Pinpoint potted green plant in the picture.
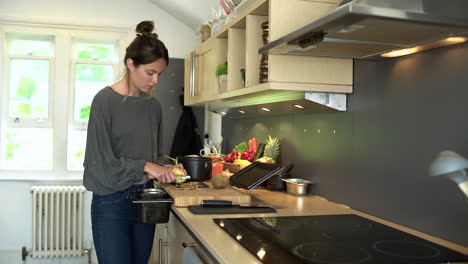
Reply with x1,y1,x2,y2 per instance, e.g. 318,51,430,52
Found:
216,61,228,93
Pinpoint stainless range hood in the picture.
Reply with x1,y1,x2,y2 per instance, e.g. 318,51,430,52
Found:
259,0,468,59
208,90,347,118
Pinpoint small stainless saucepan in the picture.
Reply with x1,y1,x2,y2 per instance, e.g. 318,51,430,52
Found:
282,178,314,196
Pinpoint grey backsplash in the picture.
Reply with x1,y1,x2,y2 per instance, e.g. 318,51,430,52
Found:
222,43,468,246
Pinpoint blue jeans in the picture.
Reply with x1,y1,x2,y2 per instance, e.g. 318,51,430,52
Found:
91,184,155,264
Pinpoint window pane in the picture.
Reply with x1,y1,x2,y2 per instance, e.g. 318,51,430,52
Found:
0,128,53,170
74,64,113,121
9,39,54,56
75,43,114,61
9,59,49,118
67,130,87,171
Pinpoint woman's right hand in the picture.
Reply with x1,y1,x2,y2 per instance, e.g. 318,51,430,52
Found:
144,162,176,183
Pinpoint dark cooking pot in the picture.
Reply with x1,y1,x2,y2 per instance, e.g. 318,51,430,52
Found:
177,156,212,181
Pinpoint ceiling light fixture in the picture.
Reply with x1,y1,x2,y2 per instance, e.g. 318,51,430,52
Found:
261,107,271,112
220,111,226,116
293,104,304,109
381,37,468,58
238,110,245,114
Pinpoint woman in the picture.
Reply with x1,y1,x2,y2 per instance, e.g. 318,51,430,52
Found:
83,20,185,264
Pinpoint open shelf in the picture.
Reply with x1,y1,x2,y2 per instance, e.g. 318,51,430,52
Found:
246,15,268,88
227,28,246,92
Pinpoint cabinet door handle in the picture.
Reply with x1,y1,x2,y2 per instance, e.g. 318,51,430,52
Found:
159,238,168,264
190,51,196,97
182,241,196,248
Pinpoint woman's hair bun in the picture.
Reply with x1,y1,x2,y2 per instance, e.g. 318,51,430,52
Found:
135,21,158,38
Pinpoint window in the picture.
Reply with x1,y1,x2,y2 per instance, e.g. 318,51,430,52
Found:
0,25,123,176
67,38,118,170
0,34,54,170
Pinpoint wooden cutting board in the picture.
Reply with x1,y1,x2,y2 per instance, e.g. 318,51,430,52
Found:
160,182,250,207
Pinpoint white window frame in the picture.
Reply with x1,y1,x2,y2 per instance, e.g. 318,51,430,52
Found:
69,37,119,131
0,22,128,179
67,38,119,171
3,33,55,129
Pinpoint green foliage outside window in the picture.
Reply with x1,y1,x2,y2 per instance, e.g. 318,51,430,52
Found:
74,150,83,158
5,133,19,160
80,105,91,119
76,65,108,82
16,104,32,116
16,76,36,98
77,44,112,61
10,40,52,56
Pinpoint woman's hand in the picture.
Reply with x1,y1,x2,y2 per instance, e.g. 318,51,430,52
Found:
172,163,187,176
144,162,177,183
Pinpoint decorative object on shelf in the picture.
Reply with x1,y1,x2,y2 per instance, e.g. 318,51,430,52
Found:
216,61,228,93
429,150,468,200
259,21,269,83
200,24,211,42
221,0,234,15
240,68,246,87
261,21,269,43
208,4,227,35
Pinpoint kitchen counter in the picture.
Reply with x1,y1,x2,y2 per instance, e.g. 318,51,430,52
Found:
170,188,468,264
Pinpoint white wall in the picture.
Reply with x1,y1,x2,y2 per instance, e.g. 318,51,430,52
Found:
0,0,200,263
0,0,200,58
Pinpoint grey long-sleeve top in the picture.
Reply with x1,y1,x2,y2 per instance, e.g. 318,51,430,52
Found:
83,86,163,195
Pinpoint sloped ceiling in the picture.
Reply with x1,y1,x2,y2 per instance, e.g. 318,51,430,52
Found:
148,0,217,32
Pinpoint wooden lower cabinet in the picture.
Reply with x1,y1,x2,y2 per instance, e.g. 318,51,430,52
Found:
148,223,168,264
150,212,215,264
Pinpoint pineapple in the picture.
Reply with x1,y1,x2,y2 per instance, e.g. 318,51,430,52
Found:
258,135,280,163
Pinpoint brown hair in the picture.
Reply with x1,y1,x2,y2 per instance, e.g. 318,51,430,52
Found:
124,20,169,98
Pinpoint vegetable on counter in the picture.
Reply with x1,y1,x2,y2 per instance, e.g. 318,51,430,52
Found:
223,150,239,163
233,141,249,155
254,143,265,161
241,149,256,162
248,138,257,153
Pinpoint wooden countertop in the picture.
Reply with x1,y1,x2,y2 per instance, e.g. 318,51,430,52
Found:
170,188,468,264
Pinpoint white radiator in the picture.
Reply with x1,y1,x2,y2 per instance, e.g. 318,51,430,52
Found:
31,186,86,258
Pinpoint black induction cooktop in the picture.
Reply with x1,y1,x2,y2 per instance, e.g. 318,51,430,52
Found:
213,214,468,264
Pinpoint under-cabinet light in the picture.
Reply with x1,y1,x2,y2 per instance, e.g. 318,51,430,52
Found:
381,37,468,58
293,104,304,109
220,111,226,115
238,110,245,114
257,248,266,259
261,107,271,112
236,235,242,240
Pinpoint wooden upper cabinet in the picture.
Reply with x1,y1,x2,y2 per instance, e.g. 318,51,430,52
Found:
184,0,352,107
184,38,227,105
